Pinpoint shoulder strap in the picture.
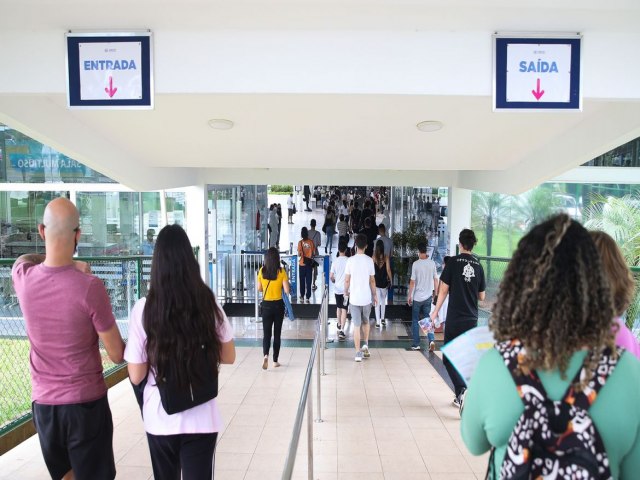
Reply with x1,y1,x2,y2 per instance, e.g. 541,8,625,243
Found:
562,346,621,410
495,340,549,398
264,280,272,296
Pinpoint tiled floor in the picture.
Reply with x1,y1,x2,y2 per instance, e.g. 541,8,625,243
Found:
0,338,487,479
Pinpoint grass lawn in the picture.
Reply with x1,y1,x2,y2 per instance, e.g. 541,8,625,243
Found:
0,339,31,428
474,228,524,258
0,339,118,429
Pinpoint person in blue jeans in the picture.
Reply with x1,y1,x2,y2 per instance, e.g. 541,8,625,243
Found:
297,227,315,303
407,241,438,351
324,206,336,254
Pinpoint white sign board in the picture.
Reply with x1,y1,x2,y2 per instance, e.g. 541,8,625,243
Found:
506,43,572,103
78,41,142,101
493,35,581,111
66,32,153,109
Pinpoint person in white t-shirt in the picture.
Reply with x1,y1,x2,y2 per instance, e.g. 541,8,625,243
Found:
407,241,438,351
287,194,295,224
344,234,377,362
330,241,350,341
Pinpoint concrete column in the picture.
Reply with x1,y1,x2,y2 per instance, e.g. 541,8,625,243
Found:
185,185,209,283
447,187,472,256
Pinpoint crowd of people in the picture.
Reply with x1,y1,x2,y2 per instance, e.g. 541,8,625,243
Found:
11,195,640,479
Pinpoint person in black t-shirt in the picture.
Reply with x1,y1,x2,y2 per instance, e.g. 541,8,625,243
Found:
350,202,362,234
431,228,486,407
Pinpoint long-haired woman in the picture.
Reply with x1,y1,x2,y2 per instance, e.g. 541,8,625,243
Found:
258,247,291,370
590,230,640,359
373,239,392,327
324,206,337,254
461,214,640,478
125,225,236,480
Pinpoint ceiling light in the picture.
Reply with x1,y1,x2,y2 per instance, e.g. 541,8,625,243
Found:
208,119,234,130
416,120,443,132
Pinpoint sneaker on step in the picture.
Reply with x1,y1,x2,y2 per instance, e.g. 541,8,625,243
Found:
375,321,380,327
411,345,421,351
355,351,363,362
362,344,370,358
381,319,386,326
338,330,346,340
429,341,435,352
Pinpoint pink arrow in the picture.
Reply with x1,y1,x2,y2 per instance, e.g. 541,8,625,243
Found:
531,78,544,101
105,76,118,98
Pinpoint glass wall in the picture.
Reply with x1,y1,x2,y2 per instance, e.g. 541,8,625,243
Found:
0,124,114,183
582,136,640,168
0,191,69,257
0,190,188,259
208,185,268,296
471,182,639,258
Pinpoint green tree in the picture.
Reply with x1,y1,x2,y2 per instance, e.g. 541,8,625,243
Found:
472,191,507,258
584,193,640,330
515,186,562,231
584,193,640,267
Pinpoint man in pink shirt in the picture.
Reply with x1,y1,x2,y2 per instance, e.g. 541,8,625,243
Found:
12,198,124,480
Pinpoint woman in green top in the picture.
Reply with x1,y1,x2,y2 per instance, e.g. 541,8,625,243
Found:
257,247,290,370
461,214,640,479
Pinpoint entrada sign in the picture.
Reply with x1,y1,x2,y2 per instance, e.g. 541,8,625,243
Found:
493,34,582,111
66,31,154,109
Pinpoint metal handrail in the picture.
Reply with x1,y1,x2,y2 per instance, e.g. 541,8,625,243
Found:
281,286,328,480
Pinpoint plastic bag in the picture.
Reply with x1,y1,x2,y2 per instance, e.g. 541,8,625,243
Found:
419,317,434,335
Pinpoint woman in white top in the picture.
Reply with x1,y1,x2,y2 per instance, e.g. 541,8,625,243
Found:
125,225,236,480
330,241,350,340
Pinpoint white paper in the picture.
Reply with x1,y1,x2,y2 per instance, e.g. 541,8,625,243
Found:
440,326,495,383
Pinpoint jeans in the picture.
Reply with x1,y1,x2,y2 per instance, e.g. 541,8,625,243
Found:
411,297,433,347
325,226,335,252
299,264,313,299
262,300,285,362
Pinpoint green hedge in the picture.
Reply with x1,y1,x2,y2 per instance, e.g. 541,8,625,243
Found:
269,184,293,194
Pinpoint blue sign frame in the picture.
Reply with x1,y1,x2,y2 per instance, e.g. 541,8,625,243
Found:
494,35,581,111
66,31,153,109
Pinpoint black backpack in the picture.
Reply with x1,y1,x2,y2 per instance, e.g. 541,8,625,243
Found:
489,340,619,480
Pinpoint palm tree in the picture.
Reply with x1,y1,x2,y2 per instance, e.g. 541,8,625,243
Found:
514,186,562,231
584,193,640,330
584,193,640,267
472,191,507,258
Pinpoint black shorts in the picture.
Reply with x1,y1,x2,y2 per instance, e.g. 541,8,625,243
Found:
32,395,115,480
335,294,349,310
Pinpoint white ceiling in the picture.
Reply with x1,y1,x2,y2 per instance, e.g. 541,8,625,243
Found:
1,0,640,193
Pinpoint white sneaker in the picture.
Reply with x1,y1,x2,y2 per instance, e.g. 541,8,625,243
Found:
429,341,435,352
355,351,363,362
362,344,370,358
375,321,381,327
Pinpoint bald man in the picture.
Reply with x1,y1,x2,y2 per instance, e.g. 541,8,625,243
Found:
12,197,124,480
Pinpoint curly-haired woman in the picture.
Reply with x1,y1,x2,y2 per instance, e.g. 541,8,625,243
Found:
461,214,640,478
